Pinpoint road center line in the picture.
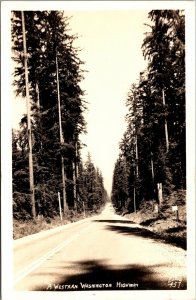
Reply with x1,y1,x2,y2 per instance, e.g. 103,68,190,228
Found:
14,222,96,285
14,232,79,285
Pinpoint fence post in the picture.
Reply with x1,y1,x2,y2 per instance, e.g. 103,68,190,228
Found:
157,183,163,206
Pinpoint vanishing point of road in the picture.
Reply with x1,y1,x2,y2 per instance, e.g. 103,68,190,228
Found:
14,203,186,291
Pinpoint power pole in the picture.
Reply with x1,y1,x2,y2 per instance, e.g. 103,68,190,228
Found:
56,52,68,213
162,88,169,152
21,11,36,219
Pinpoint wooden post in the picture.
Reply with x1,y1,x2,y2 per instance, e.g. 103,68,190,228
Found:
172,205,179,222
176,210,179,222
83,201,86,218
157,183,163,206
21,11,36,219
56,53,68,214
154,203,159,214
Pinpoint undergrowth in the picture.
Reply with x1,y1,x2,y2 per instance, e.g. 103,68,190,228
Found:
126,190,187,249
13,209,99,240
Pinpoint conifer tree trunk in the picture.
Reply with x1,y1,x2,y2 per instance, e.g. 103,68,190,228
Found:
73,141,79,210
162,88,169,152
21,11,36,219
56,53,68,213
134,135,139,213
150,152,154,182
35,81,40,108
73,161,77,209
135,134,139,178
133,179,136,213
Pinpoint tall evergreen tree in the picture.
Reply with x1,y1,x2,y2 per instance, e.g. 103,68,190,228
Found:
112,10,185,213
12,11,86,217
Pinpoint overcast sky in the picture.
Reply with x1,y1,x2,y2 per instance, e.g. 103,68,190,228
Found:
12,9,149,194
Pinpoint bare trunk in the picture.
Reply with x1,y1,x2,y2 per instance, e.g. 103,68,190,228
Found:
133,135,138,213
150,152,154,183
72,161,77,209
58,192,63,221
56,53,67,213
35,81,40,108
133,154,137,214
21,11,36,219
162,89,169,152
133,186,136,213
135,135,139,178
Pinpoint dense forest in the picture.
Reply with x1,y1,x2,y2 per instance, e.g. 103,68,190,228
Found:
111,10,185,213
12,11,108,221
12,10,186,223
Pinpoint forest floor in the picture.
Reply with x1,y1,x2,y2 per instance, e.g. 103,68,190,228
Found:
124,190,186,249
13,209,100,240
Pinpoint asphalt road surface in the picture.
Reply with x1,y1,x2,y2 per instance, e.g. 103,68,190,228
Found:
13,202,186,291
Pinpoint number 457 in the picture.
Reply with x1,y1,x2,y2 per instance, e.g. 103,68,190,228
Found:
168,278,182,288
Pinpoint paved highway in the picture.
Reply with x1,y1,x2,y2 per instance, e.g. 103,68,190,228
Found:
14,202,186,291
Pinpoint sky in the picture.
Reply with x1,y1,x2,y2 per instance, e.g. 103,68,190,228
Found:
11,9,149,195
65,11,149,194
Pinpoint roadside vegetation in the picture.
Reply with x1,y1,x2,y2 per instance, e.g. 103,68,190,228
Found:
13,207,104,240
125,190,186,249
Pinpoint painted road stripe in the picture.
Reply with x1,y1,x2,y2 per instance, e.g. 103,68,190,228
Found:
14,222,95,285
14,233,79,285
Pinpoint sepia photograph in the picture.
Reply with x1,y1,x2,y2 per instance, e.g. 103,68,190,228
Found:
1,1,195,300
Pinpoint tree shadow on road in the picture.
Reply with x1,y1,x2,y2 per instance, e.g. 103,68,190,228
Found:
94,220,135,224
33,259,187,291
93,219,186,249
104,224,186,250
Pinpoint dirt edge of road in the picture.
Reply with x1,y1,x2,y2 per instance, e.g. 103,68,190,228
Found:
123,191,186,250
127,214,186,250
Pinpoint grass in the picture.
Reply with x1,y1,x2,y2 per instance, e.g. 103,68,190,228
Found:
13,209,99,240
125,190,187,249
13,217,68,240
